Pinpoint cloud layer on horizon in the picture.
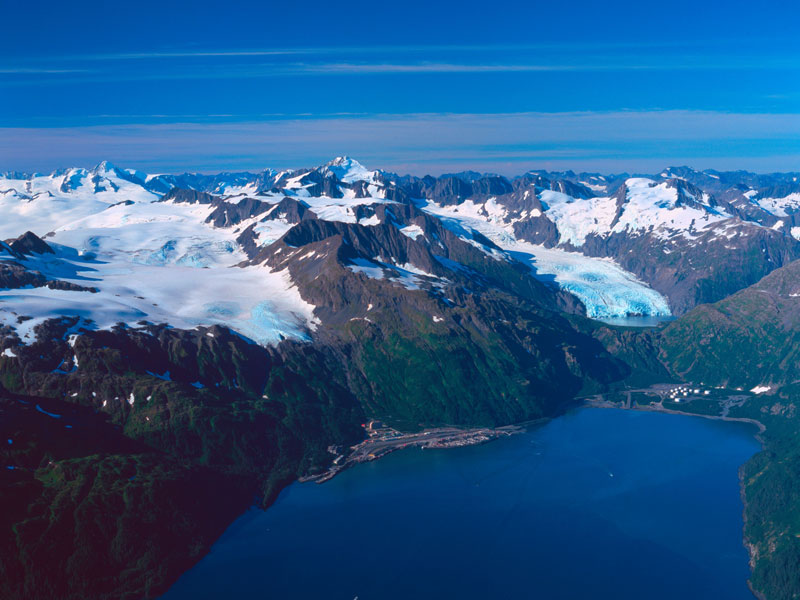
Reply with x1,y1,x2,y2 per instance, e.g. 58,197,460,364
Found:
2,110,800,176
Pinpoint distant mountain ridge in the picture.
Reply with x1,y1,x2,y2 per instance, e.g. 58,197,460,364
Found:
5,157,800,202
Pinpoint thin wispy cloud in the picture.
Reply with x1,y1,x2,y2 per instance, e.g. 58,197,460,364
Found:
3,0,797,178
3,58,799,88
20,38,798,63
0,67,88,74
3,35,800,90
302,63,586,74
296,61,800,74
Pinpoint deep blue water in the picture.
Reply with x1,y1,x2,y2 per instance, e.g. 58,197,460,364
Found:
163,408,760,599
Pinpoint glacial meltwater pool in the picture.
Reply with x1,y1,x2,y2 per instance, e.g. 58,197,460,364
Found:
162,408,760,599
597,315,675,328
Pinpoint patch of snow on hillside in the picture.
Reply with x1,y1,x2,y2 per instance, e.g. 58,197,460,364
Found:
348,258,385,280
399,224,424,240
539,190,617,247
358,214,381,226
302,196,393,223
754,193,800,217
249,218,296,246
217,182,259,197
347,257,441,291
615,178,727,240
530,179,731,246
581,182,608,193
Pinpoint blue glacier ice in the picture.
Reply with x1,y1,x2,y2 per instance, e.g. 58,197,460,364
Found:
512,247,672,319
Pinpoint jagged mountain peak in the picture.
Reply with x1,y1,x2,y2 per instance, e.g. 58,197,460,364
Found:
660,165,698,177
8,231,55,256
325,155,363,169
440,170,501,182
320,156,374,183
90,160,121,175
327,155,355,165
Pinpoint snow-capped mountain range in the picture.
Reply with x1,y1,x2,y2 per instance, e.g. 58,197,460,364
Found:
2,156,800,346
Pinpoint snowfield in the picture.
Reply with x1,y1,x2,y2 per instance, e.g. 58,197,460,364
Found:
0,162,160,238
754,193,800,217
541,178,729,246
0,169,318,346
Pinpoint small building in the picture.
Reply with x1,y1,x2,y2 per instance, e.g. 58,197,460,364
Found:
366,420,387,434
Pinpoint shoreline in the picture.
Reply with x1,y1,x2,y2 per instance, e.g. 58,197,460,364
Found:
584,397,767,437
302,395,767,599
299,419,547,484
584,392,766,599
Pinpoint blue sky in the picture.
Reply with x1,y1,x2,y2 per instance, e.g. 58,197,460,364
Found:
2,0,800,175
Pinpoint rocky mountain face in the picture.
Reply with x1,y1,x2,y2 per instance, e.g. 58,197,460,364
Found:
0,232,96,292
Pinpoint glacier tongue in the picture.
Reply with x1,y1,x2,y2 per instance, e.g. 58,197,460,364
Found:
508,245,671,318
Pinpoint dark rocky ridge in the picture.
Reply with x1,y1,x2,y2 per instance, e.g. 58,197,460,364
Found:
0,232,97,293
8,232,55,256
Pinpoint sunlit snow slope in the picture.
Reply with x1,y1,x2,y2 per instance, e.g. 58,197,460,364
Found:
0,166,317,345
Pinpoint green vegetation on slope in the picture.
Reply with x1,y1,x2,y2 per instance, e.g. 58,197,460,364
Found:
0,324,367,599
659,260,800,389
0,394,251,600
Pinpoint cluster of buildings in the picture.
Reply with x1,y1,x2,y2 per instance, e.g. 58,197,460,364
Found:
666,385,711,402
